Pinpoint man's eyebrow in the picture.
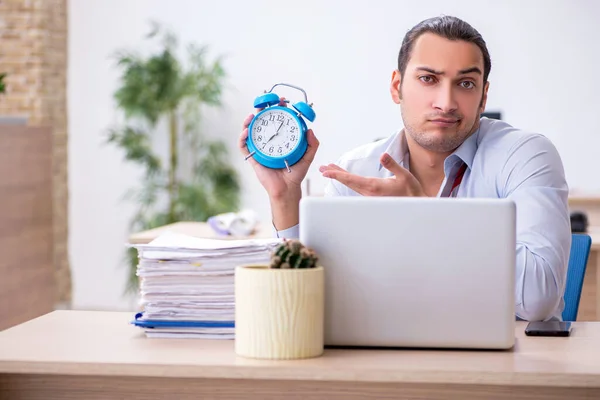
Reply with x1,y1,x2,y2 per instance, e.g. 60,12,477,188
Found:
416,66,444,75
415,66,482,76
458,67,482,75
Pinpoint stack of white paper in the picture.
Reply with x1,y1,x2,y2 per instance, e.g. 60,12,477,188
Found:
129,231,282,339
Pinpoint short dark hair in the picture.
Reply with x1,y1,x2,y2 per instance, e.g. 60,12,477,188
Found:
397,16,491,83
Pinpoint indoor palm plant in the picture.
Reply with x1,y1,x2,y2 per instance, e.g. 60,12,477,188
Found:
107,22,241,291
0,73,6,94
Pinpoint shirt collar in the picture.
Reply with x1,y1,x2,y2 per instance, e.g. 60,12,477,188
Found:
445,126,479,172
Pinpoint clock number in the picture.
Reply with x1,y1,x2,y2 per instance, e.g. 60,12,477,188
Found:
278,147,282,153
269,146,274,153
261,119,268,126
257,135,262,142
285,143,290,149
269,114,275,122
290,126,296,132
277,115,284,122
290,135,296,141
286,119,291,126
256,126,262,132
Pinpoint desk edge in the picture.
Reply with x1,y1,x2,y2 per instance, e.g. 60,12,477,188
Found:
1,361,600,388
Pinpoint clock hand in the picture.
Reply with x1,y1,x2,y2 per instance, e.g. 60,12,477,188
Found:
262,122,284,148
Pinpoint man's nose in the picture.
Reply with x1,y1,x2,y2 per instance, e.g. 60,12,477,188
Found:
432,85,458,114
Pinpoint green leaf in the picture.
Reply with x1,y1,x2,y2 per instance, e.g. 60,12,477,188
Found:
106,125,162,176
0,73,6,94
109,22,241,294
113,48,182,125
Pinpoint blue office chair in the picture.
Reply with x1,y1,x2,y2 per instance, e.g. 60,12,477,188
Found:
562,233,592,321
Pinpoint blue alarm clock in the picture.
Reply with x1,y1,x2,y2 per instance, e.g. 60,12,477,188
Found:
245,83,316,171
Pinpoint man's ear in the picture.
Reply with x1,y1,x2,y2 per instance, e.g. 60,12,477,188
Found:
390,69,402,104
479,81,490,113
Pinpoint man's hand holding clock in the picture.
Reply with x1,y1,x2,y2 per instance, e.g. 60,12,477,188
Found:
238,97,320,230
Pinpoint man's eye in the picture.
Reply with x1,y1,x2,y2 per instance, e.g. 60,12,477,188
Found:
419,76,435,84
460,81,475,89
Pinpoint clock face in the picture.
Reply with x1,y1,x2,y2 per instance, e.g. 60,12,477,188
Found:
250,109,301,158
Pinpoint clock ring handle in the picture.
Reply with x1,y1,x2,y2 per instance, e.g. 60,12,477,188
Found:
266,83,309,104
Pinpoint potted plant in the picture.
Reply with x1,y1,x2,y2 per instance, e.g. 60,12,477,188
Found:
106,22,241,292
235,239,324,360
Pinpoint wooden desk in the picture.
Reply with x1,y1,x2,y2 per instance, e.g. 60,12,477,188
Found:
580,228,600,321
1,311,600,399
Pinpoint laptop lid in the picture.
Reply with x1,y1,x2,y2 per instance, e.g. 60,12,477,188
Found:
299,196,516,350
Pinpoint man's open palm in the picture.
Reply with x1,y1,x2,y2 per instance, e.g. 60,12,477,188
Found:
319,153,425,197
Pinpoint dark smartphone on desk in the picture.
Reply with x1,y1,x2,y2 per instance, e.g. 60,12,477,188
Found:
524,321,572,337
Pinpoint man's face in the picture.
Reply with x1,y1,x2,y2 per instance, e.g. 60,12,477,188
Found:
390,33,489,153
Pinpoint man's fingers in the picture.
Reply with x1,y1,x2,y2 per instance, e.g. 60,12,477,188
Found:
240,113,259,165
238,127,259,167
380,153,408,177
327,164,344,172
325,171,371,194
379,152,425,196
242,113,254,129
318,163,344,174
302,129,320,163
319,153,425,197
238,128,250,153
321,169,374,195
306,129,319,148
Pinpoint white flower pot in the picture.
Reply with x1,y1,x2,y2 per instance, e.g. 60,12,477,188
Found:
234,264,324,360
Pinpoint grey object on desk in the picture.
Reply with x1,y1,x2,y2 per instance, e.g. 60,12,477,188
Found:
0,116,28,125
571,211,589,233
481,111,502,120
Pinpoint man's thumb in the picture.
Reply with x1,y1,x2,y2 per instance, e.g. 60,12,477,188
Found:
380,153,405,176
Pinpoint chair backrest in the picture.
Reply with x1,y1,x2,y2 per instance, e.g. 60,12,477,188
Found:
562,233,592,321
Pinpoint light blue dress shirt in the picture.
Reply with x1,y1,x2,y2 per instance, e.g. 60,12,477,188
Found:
276,117,572,321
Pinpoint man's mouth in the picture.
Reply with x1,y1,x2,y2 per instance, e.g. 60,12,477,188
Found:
430,118,460,127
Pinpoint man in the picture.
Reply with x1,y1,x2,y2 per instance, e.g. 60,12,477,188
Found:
239,15,572,322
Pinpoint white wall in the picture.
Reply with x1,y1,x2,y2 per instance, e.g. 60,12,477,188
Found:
68,0,600,311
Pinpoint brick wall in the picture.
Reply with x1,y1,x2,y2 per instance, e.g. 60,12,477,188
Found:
0,0,71,304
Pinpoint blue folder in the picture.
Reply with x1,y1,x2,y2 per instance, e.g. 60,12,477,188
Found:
131,312,235,329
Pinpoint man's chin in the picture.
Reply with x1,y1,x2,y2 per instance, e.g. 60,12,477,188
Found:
420,128,458,141
411,131,464,153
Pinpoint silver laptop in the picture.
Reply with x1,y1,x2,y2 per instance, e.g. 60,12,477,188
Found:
299,196,516,350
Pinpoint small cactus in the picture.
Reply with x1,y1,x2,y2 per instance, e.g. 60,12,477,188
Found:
269,239,318,269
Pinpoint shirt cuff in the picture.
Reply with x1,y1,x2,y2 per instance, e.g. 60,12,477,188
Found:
273,223,300,239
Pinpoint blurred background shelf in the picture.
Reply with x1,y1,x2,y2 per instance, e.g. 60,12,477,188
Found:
0,126,54,331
